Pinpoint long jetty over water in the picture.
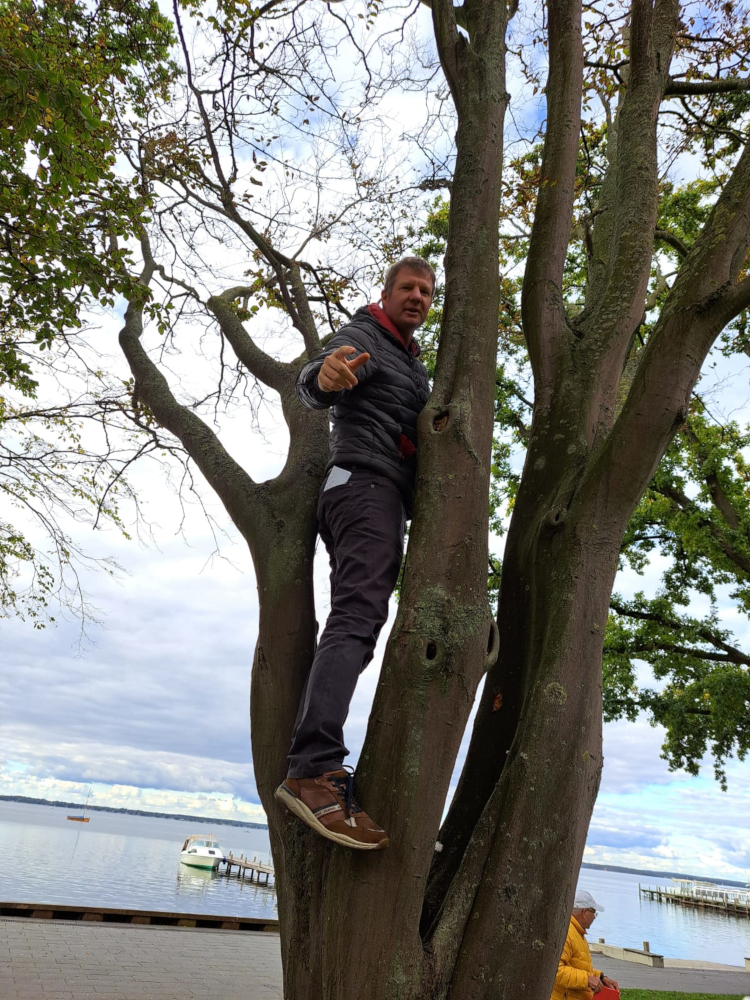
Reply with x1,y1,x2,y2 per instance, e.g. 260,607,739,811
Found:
218,853,275,885
639,880,750,917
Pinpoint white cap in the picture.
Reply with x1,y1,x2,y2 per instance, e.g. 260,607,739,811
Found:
574,889,605,912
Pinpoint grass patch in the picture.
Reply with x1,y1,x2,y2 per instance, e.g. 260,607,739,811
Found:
621,992,744,1000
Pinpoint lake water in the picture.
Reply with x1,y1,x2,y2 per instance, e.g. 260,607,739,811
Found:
2,802,749,966
0,802,277,921
577,866,750,968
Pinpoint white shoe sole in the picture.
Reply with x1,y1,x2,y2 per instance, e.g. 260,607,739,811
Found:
274,784,389,851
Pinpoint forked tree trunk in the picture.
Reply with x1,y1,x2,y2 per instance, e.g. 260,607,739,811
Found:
118,0,750,997
271,2,512,997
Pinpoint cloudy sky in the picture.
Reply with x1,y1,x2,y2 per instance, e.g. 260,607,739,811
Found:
3,319,750,883
2,1,749,886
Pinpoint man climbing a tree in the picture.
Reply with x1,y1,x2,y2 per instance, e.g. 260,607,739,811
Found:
275,257,435,850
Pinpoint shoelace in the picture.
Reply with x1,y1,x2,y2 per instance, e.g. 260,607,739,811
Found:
329,767,361,819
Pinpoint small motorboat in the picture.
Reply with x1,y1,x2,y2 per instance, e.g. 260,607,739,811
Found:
179,833,224,870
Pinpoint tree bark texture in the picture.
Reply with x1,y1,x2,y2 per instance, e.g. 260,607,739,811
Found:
272,2,513,996
116,1,750,998
428,3,750,998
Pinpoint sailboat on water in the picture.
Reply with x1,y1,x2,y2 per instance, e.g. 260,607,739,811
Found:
67,788,92,823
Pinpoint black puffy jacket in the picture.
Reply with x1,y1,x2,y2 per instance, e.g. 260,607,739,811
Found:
296,305,431,513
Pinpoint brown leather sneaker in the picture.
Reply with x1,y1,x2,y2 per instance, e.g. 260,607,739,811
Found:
275,769,389,850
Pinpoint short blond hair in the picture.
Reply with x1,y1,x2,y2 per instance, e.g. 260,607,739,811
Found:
383,257,436,296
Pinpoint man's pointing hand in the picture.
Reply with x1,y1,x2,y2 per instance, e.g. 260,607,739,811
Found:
317,345,371,392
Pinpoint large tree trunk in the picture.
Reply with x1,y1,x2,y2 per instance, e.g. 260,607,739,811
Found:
271,1,512,997
249,480,329,995
117,2,750,998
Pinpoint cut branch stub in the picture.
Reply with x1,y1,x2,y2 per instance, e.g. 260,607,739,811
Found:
485,619,500,669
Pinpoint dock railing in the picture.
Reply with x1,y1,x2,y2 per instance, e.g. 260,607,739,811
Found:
638,881,750,917
219,853,275,885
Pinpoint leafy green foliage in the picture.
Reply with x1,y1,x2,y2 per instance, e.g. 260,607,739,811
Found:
0,0,175,358
411,134,750,783
0,0,175,622
605,403,750,786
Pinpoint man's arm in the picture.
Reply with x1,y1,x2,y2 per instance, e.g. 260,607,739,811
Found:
296,330,377,411
555,940,593,993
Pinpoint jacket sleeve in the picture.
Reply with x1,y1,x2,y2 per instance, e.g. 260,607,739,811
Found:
295,326,378,411
554,938,591,993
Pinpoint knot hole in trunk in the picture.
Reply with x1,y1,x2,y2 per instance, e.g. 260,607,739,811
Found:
546,506,567,531
432,407,455,433
425,640,438,661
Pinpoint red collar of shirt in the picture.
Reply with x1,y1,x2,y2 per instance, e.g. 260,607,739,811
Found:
367,303,419,356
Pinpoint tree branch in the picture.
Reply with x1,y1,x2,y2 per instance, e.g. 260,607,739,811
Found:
665,77,750,97
288,264,322,357
428,0,461,102
119,239,259,536
655,228,690,258
717,274,750,321
593,128,750,521
579,0,680,348
609,598,750,665
207,290,295,394
681,421,743,532
521,0,583,393
654,481,750,575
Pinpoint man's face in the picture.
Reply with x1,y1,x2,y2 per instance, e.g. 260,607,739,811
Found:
574,908,597,931
380,268,433,338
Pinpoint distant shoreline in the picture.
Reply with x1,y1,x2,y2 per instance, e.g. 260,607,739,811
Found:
580,861,747,888
0,795,268,831
3,796,746,887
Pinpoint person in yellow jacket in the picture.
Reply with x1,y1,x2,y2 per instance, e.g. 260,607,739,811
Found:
551,891,619,1000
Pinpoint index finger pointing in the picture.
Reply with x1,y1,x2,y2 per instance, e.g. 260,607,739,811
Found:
332,345,357,359
346,351,370,373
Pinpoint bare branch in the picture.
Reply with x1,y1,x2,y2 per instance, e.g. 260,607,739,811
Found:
665,77,750,97
207,292,295,393
521,0,583,393
655,228,690,258
119,237,259,535
288,264,322,357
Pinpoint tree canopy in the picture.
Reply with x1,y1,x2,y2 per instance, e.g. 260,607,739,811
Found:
0,0,174,622
3,0,750,996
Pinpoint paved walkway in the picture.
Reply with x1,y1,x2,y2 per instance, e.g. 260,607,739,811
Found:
0,918,283,1000
2,917,750,998
602,955,750,994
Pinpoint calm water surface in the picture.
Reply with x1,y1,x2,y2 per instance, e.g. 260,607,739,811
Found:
577,867,749,967
0,801,276,920
2,802,749,965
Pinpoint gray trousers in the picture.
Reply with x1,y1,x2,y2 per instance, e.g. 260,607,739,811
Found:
287,468,406,779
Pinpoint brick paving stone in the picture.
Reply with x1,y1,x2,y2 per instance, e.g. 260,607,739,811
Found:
5,917,750,998
1,919,284,999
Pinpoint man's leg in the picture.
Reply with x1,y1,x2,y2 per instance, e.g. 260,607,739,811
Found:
277,470,405,849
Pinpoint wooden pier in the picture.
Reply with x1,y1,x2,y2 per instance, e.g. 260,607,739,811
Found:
218,854,275,885
639,882,750,918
